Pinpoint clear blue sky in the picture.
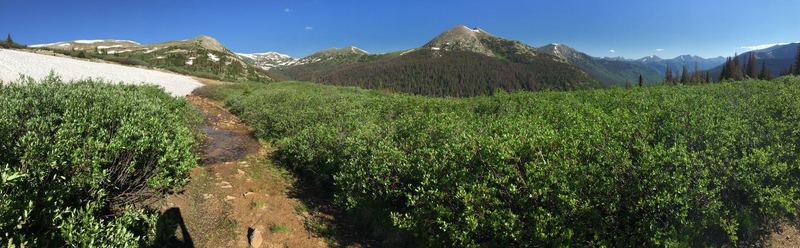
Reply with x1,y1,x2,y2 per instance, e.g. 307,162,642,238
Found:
2,0,798,58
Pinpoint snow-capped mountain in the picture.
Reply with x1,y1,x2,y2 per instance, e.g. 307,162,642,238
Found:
28,35,274,82
237,52,299,70
636,55,725,75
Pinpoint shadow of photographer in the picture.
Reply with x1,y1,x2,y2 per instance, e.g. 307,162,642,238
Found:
154,207,194,247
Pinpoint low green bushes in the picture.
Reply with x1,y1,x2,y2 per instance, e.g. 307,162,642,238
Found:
201,77,800,247
0,75,199,247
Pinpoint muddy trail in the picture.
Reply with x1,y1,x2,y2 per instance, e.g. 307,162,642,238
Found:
154,95,329,247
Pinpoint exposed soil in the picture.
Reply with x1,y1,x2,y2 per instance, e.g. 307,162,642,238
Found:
154,95,328,247
767,223,800,248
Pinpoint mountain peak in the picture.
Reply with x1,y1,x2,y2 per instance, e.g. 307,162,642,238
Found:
236,51,299,69
191,35,227,52
449,25,488,35
305,46,369,60
423,25,494,56
345,46,369,54
539,43,581,60
637,55,663,62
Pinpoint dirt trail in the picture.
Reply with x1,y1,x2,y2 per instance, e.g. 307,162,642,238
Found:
156,95,328,247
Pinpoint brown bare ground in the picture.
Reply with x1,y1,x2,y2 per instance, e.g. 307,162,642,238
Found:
767,223,800,248
153,95,328,247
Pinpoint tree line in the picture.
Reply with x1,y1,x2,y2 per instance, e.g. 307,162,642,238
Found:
718,52,778,81
651,46,800,86
661,62,713,85
0,33,25,49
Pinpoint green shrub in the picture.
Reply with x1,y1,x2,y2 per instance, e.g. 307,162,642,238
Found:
200,78,800,247
0,75,199,247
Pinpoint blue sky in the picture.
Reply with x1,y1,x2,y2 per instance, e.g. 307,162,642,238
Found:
2,0,799,58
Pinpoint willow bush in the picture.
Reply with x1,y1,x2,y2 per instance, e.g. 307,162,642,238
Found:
0,75,199,247
201,77,800,247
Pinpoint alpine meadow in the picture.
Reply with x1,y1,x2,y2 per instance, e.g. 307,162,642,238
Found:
2,0,800,247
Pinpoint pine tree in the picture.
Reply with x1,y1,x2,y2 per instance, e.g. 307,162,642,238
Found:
758,61,772,80
795,45,800,75
690,62,700,84
784,66,795,76
665,65,673,84
746,52,757,78
638,74,644,87
680,65,689,84
705,72,711,83
732,53,742,80
5,33,11,44
720,57,731,81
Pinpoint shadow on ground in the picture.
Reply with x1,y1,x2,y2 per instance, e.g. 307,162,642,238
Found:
154,207,194,247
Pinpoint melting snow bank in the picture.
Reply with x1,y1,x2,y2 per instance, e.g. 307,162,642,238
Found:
0,49,203,96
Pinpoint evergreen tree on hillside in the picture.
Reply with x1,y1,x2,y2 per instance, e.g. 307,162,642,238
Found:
795,45,800,75
705,72,711,83
732,53,743,80
746,52,757,78
5,33,11,44
638,74,644,87
759,61,772,80
720,57,731,81
665,65,673,84
781,66,793,76
680,65,689,84
690,62,700,84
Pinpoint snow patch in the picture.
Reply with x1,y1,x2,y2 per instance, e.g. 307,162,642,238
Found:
0,49,201,96
144,47,161,53
73,40,106,44
351,47,368,54
115,40,141,45
236,53,255,60
207,53,220,62
399,49,416,56
29,42,68,48
106,49,133,54
97,45,123,49
431,47,441,51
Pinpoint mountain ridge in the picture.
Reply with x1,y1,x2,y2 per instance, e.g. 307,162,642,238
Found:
27,35,274,82
273,25,597,96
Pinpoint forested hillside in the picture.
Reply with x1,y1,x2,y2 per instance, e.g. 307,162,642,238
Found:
275,26,597,96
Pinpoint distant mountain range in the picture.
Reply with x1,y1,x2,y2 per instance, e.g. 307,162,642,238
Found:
259,26,730,88
272,25,598,96
707,42,799,79
28,36,274,82
24,26,797,96
635,55,726,75
538,44,662,86
235,52,298,70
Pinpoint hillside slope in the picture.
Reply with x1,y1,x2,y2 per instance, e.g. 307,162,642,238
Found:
28,36,274,82
539,44,662,86
637,55,726,76
276,25,597,96
706,43,799,79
